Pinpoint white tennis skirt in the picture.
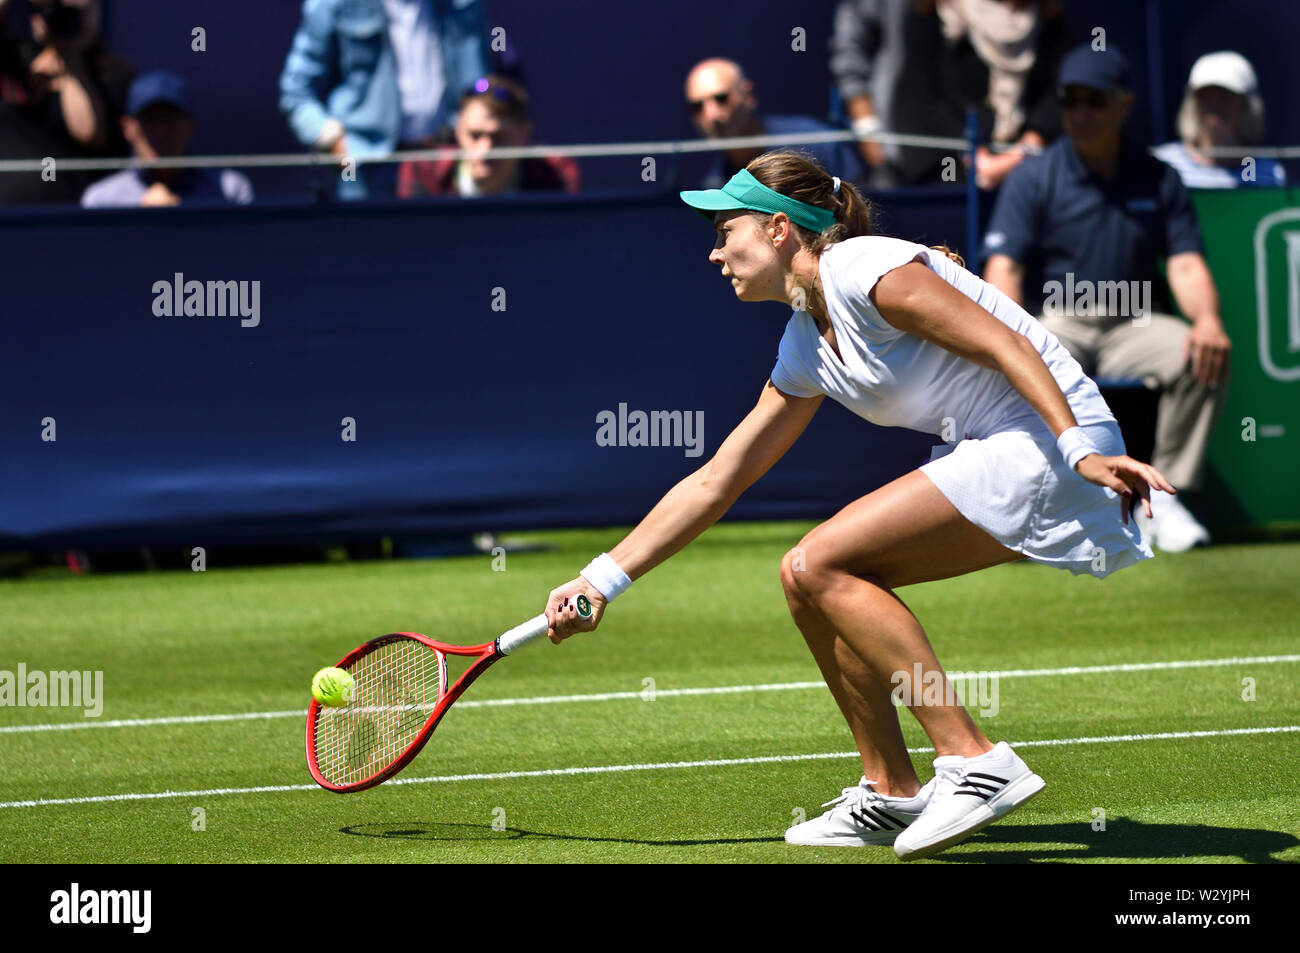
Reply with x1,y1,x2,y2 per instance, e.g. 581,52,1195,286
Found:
919,419,1154,578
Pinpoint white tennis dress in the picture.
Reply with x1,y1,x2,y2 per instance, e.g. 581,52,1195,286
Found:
770,235,1154,578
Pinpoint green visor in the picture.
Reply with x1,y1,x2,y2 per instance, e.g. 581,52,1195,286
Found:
680,168,836,233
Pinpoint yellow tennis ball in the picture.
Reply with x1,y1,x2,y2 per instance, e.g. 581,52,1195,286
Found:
312,667,354,707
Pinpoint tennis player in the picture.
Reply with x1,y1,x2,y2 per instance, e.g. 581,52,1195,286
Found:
544,150,1174,860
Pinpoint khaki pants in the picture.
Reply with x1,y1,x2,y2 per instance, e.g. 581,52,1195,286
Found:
1038,311,1230,493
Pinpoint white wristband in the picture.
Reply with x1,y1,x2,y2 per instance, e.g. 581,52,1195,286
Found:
315,118,345,150
580,553,632,601
1057,426,1100,471
851,115,882,138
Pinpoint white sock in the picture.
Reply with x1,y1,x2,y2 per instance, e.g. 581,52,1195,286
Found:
879,784,932,809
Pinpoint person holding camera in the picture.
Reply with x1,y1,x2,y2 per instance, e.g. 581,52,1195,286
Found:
0,0,130,204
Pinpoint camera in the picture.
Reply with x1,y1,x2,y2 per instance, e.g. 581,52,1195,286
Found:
31,0,89,40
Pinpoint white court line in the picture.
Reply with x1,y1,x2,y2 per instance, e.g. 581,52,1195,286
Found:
2,653,1298,735
1,724,1296,810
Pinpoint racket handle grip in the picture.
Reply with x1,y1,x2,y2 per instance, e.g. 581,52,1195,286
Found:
498,614,549,655
497,595,593,655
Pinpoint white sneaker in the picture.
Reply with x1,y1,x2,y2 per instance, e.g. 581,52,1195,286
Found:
785,776,934,847
1138,488,1210,553
892,742,1045,860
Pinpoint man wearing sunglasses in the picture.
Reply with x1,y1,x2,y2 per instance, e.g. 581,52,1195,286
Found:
685,57,863,189
981,44,1231,553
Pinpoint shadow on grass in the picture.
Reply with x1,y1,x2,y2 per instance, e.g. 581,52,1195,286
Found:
339,820,782,847
931,818,1299,864
338,817,1300,861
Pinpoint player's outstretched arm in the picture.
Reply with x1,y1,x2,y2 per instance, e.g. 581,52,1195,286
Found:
546,381,823,641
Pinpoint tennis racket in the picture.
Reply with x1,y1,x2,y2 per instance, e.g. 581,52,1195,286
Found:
306,594,592,793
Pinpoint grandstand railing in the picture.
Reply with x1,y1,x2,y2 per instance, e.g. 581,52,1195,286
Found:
4,119,1297,266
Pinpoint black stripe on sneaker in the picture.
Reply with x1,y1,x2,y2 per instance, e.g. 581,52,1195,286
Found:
849,807,898,831
953,772,1009,799
865,807,902,830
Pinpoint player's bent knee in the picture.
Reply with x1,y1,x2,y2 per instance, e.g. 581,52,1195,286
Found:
781,547,832,603
783,545,856,603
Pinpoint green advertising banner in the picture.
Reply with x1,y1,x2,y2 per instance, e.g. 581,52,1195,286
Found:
1193,188,1300,533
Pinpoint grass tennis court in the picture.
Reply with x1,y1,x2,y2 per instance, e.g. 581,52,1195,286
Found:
2,521,1298,864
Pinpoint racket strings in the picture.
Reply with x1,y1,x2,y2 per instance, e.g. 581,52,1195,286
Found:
313,638,446,787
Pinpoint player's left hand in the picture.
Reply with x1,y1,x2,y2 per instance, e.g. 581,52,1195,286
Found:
545,578,606,644
1074,454,1177,524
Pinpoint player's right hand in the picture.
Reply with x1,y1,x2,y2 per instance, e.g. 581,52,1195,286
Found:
545,578,606,644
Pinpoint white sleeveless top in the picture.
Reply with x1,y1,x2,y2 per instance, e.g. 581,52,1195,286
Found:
769,236,1115,441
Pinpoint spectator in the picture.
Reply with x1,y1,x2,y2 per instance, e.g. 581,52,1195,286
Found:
0,0,130,204
829,0,909,182
1153,51,1285,189
831,0,1069,188
981,44,1231,552
685,57,864,188
397,75,578,197
279,0,489,199
81,71,253,208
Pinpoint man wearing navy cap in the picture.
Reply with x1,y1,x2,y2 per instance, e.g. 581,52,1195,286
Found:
981,45,1231,552
81,70,253,207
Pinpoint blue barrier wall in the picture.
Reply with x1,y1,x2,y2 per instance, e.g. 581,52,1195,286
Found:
0,189,966,549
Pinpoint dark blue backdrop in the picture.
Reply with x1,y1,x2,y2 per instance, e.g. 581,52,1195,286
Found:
0,190,966,549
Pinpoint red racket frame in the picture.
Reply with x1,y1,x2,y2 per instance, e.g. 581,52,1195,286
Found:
305,632,504,793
